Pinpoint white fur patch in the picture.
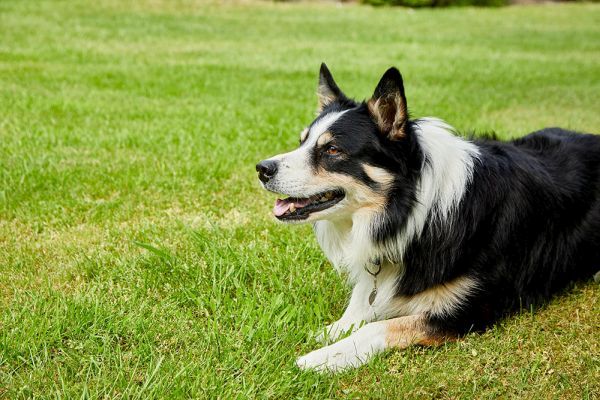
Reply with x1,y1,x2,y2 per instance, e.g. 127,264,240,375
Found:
382,118,480,260
305,111,348,148
314,210,380,281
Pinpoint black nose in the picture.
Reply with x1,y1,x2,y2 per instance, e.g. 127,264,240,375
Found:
256,160,278,183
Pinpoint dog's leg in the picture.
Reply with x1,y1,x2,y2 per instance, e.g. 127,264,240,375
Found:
299,314,449,372
317,266,400,343
316,278,378,343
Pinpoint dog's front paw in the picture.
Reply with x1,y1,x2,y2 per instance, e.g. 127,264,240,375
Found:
298,322,387,373
296,344,366,373
297,325,384,373
296,348,351,373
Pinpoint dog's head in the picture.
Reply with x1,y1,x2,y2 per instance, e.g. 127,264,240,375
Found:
256,64,422,223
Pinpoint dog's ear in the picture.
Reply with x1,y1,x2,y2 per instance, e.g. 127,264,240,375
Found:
317,63,344,112
368,67,408,140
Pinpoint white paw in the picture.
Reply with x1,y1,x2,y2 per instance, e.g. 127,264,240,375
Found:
296,346,363,373
297,323,386,373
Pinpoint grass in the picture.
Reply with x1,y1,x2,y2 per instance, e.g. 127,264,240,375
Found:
0,0,599,398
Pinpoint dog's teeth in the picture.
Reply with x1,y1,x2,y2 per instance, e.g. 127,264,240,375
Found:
320,197,327,202
289,203,296,212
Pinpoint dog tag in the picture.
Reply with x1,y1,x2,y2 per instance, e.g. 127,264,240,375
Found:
368,288,377,306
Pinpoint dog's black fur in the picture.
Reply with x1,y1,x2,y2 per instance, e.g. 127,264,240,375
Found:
413,128,600,335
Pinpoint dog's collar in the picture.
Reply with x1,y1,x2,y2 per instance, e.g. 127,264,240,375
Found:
365,258,382,306
369,256,400,266
366,257,382,274
364,257,400,306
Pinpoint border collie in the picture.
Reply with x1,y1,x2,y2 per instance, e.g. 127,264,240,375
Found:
256,64,600,372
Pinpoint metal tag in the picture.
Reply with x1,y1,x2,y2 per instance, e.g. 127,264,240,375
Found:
368,288,377,306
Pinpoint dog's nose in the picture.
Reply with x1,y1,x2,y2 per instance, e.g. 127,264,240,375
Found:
256,160,278,183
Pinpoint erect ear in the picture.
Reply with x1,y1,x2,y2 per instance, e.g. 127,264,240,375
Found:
367,67,408,140
317,63,344,112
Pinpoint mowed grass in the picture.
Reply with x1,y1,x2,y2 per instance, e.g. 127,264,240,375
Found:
0,0,599,398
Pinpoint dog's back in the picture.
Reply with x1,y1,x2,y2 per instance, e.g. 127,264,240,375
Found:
514,127,600,271
467,128,600,313
514,127,600,278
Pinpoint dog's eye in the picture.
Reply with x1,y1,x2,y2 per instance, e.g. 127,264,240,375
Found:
325,145,340,156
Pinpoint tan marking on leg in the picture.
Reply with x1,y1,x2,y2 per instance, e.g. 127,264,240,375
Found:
384,315,426,348
384,314,455,349
419,335,454,347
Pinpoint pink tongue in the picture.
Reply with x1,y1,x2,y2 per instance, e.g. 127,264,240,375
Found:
273,199,291,217
273,197,313,217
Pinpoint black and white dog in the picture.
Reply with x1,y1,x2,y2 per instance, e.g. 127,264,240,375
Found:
256,64,600,372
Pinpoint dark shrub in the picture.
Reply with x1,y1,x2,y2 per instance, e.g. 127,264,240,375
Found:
361,0,507,6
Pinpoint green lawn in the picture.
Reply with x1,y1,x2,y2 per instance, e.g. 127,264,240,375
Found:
1,0,599,398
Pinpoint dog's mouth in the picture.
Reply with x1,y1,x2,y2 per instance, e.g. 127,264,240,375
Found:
273,189,345,220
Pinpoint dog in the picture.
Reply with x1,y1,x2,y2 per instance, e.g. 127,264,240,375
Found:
256,64,600,372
